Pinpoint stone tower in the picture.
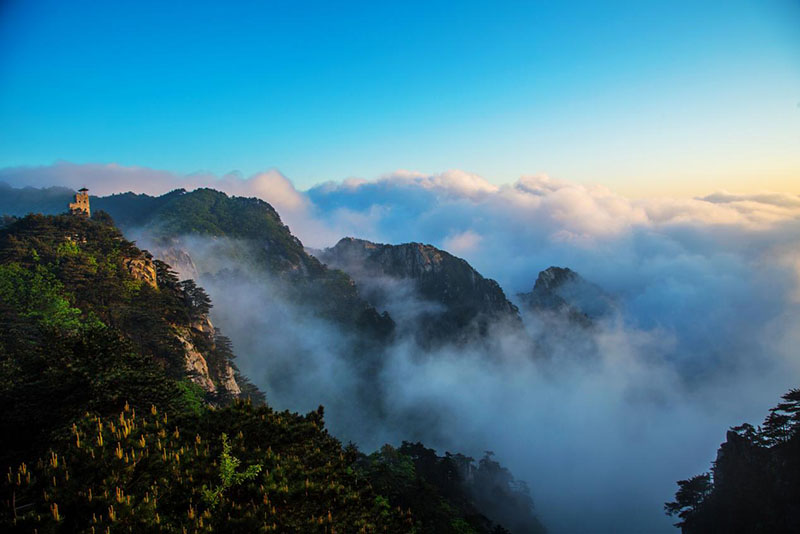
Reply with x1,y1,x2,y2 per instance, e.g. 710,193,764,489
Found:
68,187,91,217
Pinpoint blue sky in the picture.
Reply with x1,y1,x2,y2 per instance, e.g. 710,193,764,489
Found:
1,0,798,194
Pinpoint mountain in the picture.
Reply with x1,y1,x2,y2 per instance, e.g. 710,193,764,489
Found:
0,206,546,534
3,186,524,346
362,442,546,534
316,237,522,345
518,266,615,326
119,189,395,339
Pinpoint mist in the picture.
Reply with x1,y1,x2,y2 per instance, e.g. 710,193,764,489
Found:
7,163,800,532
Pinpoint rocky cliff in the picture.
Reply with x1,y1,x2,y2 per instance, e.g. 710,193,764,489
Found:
122,253,158,289
174,322,240,397
514,266,617,362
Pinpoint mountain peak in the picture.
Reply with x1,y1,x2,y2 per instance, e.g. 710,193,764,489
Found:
520,266,614,323
533,266,579,292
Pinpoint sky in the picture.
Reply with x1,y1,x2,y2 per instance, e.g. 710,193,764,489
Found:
1,0,799,196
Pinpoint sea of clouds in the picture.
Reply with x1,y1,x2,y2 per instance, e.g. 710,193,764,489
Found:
3,162,800,533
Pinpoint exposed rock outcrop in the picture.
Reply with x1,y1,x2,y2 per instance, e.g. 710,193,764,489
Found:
123,255,158,289
173,322,241,397
216,360,241,396
514,266,617,362
191,315,214,335
154,245,200,281
174,326,217,392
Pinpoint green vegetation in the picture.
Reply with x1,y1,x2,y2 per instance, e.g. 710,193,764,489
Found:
360,443,545,534
2,186,395,340
2,402,410,533
666,388,800,533
98,188,309,272
0,215,407,532
200,433,262,508
0,262,83,332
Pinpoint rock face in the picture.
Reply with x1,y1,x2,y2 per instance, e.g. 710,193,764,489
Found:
518,266,614,325
123,255,158,289
173,320,241,397
174,326,217,392
513,266,615,362
153,245,199,281
317,237,521,343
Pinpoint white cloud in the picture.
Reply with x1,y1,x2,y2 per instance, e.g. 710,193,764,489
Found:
377,168,500,198
442,229,483,254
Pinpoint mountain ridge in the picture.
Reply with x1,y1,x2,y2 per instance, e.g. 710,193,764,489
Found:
316,236,522,345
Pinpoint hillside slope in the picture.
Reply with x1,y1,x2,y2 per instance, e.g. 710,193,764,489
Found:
0,214,249,463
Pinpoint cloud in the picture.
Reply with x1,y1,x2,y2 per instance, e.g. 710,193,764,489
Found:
299,170,800,531
442,229,483,254
701,191,800,209
376,168,501,199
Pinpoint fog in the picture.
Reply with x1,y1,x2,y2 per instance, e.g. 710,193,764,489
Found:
7,163,800,532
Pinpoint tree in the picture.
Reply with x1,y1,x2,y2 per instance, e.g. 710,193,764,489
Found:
664,474,712,526
201,433,262,507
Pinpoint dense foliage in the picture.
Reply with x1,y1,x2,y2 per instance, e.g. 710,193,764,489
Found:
665,388,800,533
0,213,242,388
2,402,412,533
3,185,395,338
360,442,545,534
